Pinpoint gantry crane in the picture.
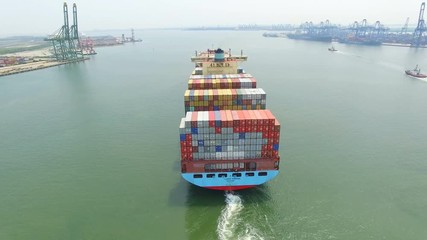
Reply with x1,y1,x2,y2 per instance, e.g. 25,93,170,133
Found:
401,17,410,34
412,2,427,47
45,3,83,61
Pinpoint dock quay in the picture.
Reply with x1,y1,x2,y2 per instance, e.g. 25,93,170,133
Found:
0,58,87,77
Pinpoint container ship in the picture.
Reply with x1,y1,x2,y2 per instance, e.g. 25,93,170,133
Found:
178,48,281,191
286,33,333,42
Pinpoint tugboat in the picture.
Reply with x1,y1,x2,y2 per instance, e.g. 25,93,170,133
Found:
405,65,427,78
328,46,337,52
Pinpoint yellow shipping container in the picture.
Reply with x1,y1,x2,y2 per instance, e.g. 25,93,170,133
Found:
184,91,190,101
208,89,213,100
227,89,232,100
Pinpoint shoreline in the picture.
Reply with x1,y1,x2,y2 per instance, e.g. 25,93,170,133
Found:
0,47,88,77
0,58,87,77
1,47,52,58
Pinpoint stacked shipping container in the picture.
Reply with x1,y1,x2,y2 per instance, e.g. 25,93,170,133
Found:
189,73,253,80
188,77,256,90
184,88,266,113
179,110,280,162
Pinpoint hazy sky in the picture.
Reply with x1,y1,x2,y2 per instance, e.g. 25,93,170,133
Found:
0,0,425,36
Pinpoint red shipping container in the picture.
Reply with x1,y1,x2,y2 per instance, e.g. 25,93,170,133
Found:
209,112,215,127
243,111,251,126
250,111,257,125
262,132,269,138
232,111,240,126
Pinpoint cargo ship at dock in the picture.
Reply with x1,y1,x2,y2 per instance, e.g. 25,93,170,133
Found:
286,33,332,42
178,49,281,191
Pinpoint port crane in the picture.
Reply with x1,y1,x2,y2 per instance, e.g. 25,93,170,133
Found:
347,19,387,39
372,21,388,38
401,17,410,34
412,2,427,47
298,20,337,37
45,3,83,61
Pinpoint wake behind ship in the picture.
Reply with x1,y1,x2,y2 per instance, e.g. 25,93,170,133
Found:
178,49,281,191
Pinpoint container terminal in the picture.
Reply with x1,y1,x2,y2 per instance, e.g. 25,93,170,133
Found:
0,3,142,77
266,2,427,47
0,2,87,77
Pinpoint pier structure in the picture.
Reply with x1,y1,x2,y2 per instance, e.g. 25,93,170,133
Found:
281,3,427,47
80,37,96,55
121,29,142,43
302,20,337,38
334,19,388,45
286,20,338,42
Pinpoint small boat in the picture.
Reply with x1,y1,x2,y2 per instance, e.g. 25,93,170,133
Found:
405,65,427,78
328,46,337,52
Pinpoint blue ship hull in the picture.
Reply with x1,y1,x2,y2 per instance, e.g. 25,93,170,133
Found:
182,170,279,190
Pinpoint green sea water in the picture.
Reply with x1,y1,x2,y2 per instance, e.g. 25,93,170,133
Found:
1,30,427,240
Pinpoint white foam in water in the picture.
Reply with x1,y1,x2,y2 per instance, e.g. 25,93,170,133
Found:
238,224,265,240
217,192,266,240
217,192,244,240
